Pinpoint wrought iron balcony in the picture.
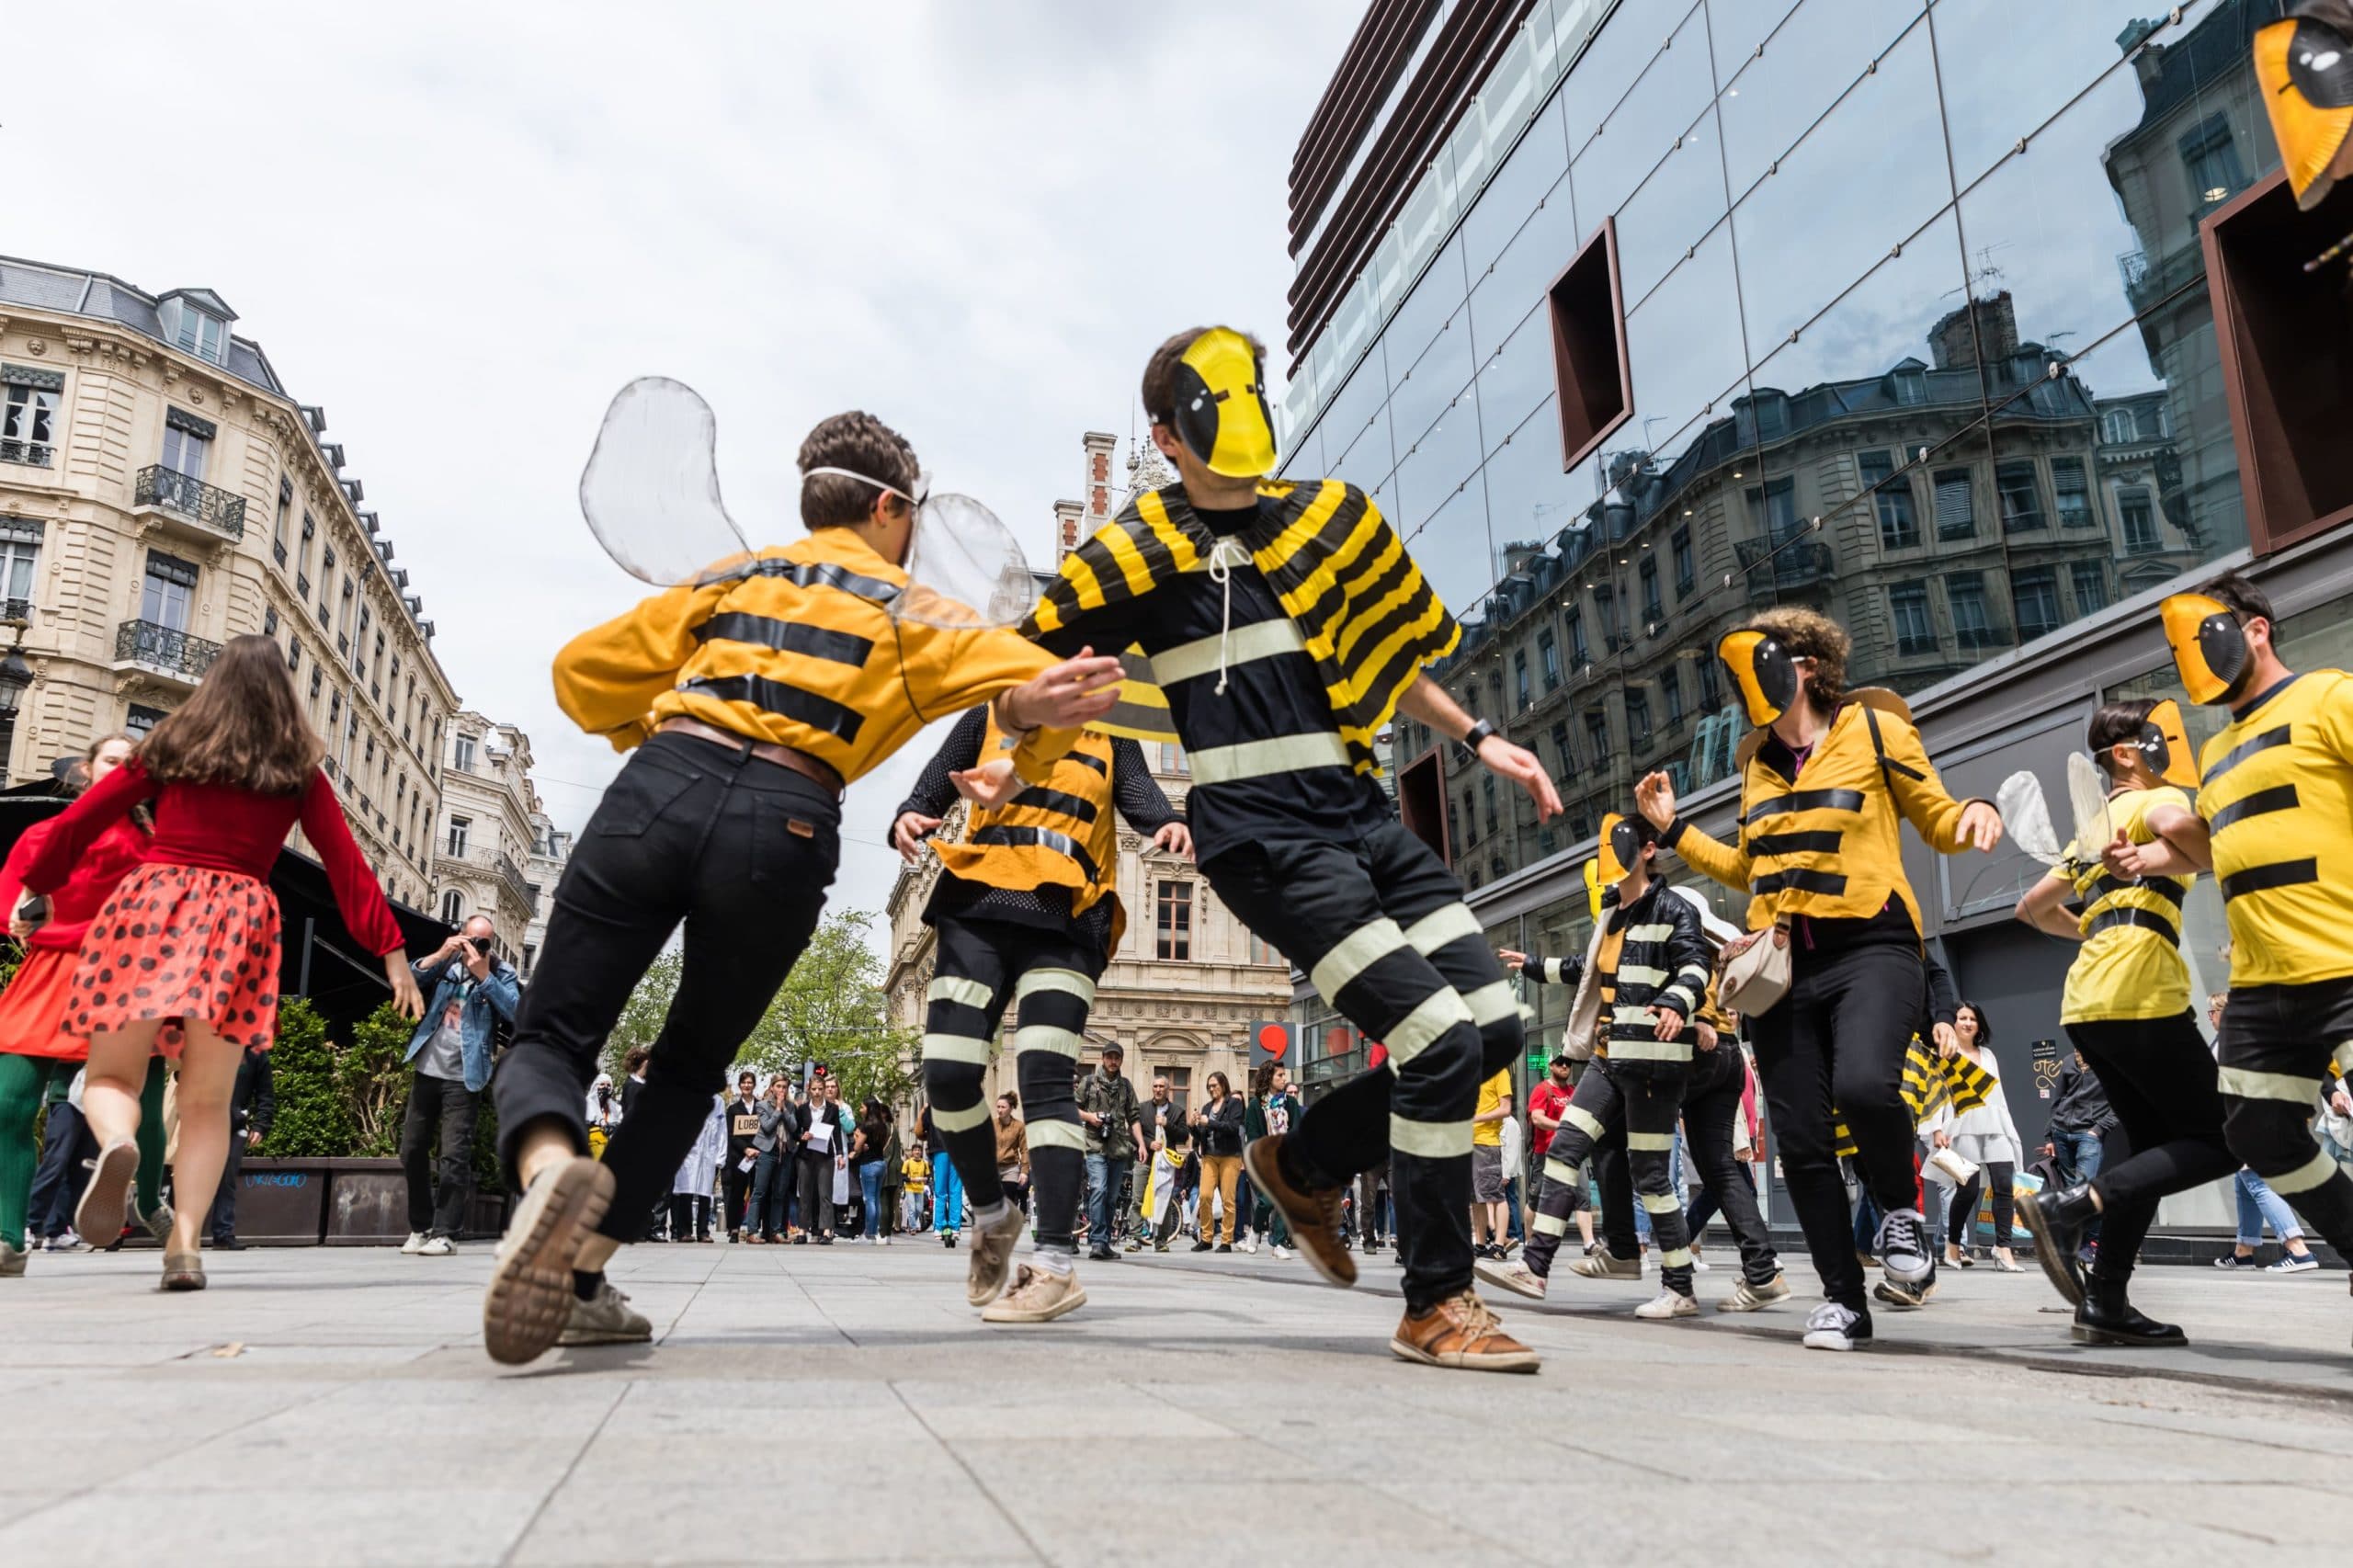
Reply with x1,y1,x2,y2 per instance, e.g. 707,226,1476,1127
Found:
113,619,223,684
495,850,533,913
1735,538,1836,600
134,465,246,540
0,437,52,467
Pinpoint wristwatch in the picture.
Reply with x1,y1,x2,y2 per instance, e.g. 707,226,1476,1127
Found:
1463,719,1498,752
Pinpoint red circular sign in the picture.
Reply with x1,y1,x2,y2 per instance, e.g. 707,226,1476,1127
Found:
1256,1023,1290,1061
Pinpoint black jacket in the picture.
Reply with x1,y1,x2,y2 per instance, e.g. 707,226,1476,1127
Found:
724,1096,763,1161
1193,1094,1245,1157
1595,881,1711,1066
2047,1059,2118,1137
230,1047,274,1139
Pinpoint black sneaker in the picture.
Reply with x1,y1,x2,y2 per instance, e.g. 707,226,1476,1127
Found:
1215,1243,1232,1253
1874,1208,1932,1286
1190,1240,1213,1253
1087,1245,1116,1263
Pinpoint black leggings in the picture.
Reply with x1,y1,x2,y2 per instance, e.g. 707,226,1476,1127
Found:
667,1192,710,1241
2063,1012,2236,1284
1681,1046,1780,1286
921,916,1096,1254
1748,941,1925,1315
492,733,841,1244
1949,1161,2014,1248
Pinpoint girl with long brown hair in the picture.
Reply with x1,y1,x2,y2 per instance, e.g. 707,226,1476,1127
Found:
20,636,422,1289
0,733,171,1272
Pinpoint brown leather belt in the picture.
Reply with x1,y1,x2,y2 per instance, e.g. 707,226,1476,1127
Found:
655,716,845,798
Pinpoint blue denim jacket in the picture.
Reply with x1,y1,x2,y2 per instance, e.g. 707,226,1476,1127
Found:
404,954,521,1094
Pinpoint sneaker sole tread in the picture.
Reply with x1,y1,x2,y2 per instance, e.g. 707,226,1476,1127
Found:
1386,1337,1541,1373
1242,1139,1355,1290
73,1142,138,1249
483,1159,615,1367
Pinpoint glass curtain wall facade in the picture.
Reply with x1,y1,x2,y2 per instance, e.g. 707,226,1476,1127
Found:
1279,0,2289,1063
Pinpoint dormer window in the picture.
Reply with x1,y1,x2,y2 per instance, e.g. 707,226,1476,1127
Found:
154,290,237,369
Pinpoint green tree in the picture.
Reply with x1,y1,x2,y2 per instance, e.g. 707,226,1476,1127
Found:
598,947,683,1079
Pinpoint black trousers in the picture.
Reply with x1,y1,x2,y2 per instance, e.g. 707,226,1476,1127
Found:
2215,976,2353,1266
1749,941,1924,1315
1950,1161,2016,1247
210,1126,247,1242
492,732,841,1244
668,1192,710,1241
1681,1045,1780,1287
722,1163,755,1234
1208,819,1519,1312
795,1156,835,1238
1525,1061,1621,1278
921,916,1098,1254
401,1073,480,1237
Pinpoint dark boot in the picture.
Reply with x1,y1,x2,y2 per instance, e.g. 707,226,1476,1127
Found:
2017,1184,2098,1307
2072,1274,2187,1347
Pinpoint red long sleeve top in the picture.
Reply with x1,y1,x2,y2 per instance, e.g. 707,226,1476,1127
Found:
0,815,153,953
19,758,404,957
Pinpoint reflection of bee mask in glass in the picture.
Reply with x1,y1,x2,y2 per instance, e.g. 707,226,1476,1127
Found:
1717,629,1800,726
2256,3,2353,210
2128,699,2202,790
1595,812,1643,886
1168,327,1278,479
2160,594,2255,707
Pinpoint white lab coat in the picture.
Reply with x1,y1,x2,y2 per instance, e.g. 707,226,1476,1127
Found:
672,1095,727,1197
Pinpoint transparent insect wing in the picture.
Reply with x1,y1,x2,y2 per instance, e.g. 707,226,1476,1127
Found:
1995,770,2066,867
896,492,1036,630
579,378,752,586
2064,752,2113,871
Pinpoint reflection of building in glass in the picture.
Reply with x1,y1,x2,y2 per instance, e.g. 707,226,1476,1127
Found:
1404,290,2126,888
1277,2,2347,1211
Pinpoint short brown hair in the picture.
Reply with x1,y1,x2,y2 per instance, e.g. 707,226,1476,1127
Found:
2087,698,2158,775
797,412,919,530
1140,326,1267,426
2201,570,2274,627
138,634,324,796
1746,606,1850,710
623,1047,651,1074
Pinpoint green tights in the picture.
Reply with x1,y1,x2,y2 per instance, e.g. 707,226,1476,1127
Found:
0,1053,168,1251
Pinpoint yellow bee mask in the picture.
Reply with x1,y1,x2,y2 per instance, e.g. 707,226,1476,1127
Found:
2136,699,2202,790
1168,327,1278,479
1596,812,1643,886
2161,594,2256,707
1718,628,1800,726
2256,3,2353,210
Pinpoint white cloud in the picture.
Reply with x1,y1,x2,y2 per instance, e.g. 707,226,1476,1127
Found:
5,0,1359,941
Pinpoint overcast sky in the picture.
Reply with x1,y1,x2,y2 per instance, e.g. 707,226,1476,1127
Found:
6,1,1360,943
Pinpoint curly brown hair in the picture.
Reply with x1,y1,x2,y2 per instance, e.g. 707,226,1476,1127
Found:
797,411,919,530
1746,606,1850,712
137,634,324,796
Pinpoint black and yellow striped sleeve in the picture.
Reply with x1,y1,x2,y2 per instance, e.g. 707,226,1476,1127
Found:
1024,512,1165,659
1663,816,1754,898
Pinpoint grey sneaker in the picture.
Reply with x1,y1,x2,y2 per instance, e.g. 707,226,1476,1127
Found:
556,1280,653,1346
1569,1247,1642,1281
965,1204,1029,1308
1473,1256,1548,1300
140,1201,175,1244
0,1239,26,1278
1719,1273,1792,1312
483,1156,616,1368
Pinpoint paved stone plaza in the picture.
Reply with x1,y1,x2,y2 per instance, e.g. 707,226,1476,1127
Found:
3,1241,2350,1566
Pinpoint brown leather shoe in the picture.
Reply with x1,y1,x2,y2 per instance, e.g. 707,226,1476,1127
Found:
1243,1134,1355,1288
1390,1290,1540,1373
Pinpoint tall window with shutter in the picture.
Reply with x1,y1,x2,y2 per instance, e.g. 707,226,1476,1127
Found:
1933,470,1975,541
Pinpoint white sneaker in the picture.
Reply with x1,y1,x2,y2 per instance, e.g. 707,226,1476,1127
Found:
1691,1257,1712,1272
1271,1244,1294,1261
879,1237,892,1247
400,1232,428,1256
1634,1289,1699,1320
1719,1273,1792,1312
1239,1237,1258,1255
416,1234,454,1256
1802,1301,1870,1351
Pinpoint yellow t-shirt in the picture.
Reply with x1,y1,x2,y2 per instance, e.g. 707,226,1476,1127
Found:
2056,785,2195,1024
2199,670,2353,988
1472,1069,1511,1147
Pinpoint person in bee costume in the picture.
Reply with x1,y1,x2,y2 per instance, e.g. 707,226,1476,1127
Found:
477,412,1125,1368
2089,575,2353,1348
1477,815,1790,1317
961,326,1563,1373
2256,1,2353,210
889,703,1189,1324
1635,608,2003,1352
2011,699,2236,1346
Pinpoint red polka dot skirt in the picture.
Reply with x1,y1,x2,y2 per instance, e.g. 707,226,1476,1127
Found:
67,864,283,1054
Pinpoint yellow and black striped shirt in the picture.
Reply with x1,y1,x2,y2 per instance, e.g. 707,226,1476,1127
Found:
552,528,1074,784
2198,670,2353,988
2052,786,2195,1024
1024,480,1457,865
1666,698,1973,937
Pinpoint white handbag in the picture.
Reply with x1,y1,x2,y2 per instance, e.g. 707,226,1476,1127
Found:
1717,922,1791,1017
1925,1145,1980,1187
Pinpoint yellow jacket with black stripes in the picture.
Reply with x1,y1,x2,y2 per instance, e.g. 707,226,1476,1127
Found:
552,528,1075,783
1665,697,1975,937
2197,669,2353,988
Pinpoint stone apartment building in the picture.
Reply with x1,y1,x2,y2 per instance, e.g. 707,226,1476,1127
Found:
523,810,574,983
431,712,546,968
882,433,1294,1110
0,256,460,909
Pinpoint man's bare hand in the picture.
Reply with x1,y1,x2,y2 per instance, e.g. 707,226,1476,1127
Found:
1634,770,1677,831
893,811,943,863
1476,735,1561,822
1005,648,1124,731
